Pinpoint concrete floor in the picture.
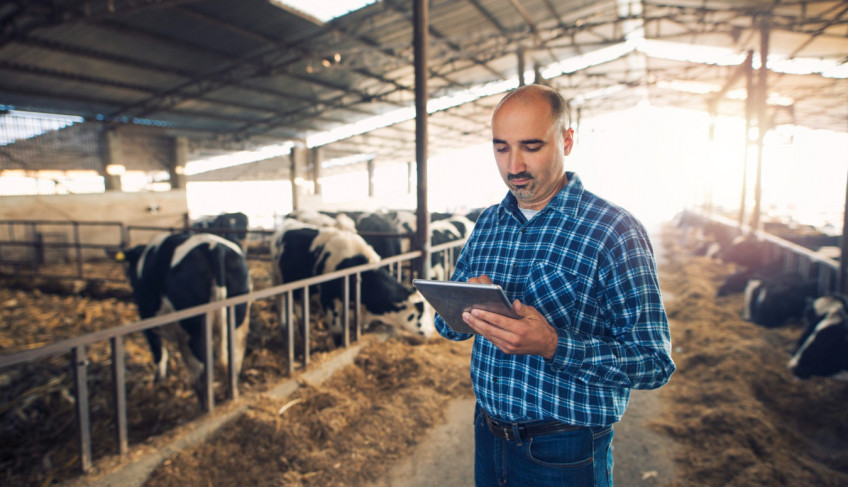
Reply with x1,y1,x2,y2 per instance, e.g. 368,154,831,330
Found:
367,389,677,487
369,228,678,487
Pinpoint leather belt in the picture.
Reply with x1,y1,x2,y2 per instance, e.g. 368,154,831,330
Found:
483,410,582,441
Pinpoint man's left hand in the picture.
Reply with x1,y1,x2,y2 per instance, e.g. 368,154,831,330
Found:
462,300,559,359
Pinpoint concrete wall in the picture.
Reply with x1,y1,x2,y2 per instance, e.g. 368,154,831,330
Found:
0,190,188,262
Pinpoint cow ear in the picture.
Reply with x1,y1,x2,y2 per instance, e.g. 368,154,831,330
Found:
105,248,125,261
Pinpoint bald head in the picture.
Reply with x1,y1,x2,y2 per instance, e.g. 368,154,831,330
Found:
494,84,570,133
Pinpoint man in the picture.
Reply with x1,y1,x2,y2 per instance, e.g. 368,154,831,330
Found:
433,84,675,486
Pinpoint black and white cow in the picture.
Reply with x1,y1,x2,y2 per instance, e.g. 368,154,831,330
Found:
355,211,404,259
271,219,434,339
716,259,785,297
288,209,358,233
742,271,818,327
116,233,252,407
788,294,848,380
191,212,249,248
718,234,771,269
430,215,474,281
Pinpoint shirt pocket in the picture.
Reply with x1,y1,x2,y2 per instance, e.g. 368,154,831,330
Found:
524,261,579,329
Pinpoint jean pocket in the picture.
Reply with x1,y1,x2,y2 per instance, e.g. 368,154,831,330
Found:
525,428,594,468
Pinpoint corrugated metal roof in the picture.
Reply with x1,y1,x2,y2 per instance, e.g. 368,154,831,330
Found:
0,0,845,178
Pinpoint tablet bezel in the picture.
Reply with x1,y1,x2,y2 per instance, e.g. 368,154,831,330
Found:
412,279,520,335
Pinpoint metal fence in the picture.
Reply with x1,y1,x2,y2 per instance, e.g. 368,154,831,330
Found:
0,219,279,282
682,209,840,295
0,236,465,475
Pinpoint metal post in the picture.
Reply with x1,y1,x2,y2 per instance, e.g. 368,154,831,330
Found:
110,336,128,456
343,276,350,347
751,21,769,232
355,273,362,341
303,286,310,367
289,144,306,212
739,50,754,228
73,222,83,279
414,0,431,281
367,157,376,198
706,100,717,213
284,292,294,375
517,46,526,86
72,346,92,472
227,307,238,400
310,146,323,196
840,167,848,294
170,136,188,190
202,315,214,413
103,128,123,192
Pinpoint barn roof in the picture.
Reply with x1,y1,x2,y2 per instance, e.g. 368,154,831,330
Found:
1,0,846,178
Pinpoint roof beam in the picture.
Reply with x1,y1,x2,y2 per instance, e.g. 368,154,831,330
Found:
0,0,202,48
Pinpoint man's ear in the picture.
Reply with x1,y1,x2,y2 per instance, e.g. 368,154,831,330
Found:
563,128,574,156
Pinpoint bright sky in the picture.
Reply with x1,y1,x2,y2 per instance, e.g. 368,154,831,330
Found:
270,0,376,23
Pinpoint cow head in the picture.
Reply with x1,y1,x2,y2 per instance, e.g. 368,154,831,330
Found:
788,305,848,380
107,245,147,285
362,288,435,339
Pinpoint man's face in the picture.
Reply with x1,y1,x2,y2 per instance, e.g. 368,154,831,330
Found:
492,94,573,210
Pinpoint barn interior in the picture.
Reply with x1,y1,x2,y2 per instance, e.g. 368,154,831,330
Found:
1,1,848,486
1,0,846,228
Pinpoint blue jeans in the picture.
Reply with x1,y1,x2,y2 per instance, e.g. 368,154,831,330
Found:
474,405,614,487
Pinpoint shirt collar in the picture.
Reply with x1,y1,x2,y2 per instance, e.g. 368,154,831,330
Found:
498,171,584,222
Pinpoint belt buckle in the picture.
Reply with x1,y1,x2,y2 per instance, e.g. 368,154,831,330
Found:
503,427,514,441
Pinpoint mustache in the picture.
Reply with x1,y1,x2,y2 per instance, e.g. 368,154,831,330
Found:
507,172,533,181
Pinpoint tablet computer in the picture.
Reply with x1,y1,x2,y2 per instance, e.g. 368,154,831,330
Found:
413,279,520,334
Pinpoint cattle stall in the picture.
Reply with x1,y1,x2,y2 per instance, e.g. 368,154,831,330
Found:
0,218,276,286
0,235,465,482
679,209,840,296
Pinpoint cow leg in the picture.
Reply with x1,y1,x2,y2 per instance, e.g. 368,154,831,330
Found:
143,329,169,382
212,283,228,371
231,303,251,375
326,298,345,346
170,317,208,409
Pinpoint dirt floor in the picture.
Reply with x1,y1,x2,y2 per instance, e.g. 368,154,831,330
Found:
653,225,848,486
2,224,848,486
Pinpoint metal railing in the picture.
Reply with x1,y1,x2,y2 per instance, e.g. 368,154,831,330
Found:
0,219,279,282
0,239,466,476
683,210,840,295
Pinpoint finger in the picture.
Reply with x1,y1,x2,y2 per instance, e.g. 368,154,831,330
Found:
467,310,519,345
470,308,511,328
464,310,505,337
467,274,493,285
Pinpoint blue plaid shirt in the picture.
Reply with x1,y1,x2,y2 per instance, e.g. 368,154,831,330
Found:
435,172,675,426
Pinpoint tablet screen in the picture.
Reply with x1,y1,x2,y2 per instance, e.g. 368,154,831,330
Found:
413,279,520,334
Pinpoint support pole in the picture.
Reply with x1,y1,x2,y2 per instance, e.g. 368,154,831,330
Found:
170,136,188,190
289,143,306,211
414,0,430,280
739,50,754,228
750,21,769,232
367,157,375,198
517,46,526,86
706,100,717,214
310,146,323,196
103,128,123,192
